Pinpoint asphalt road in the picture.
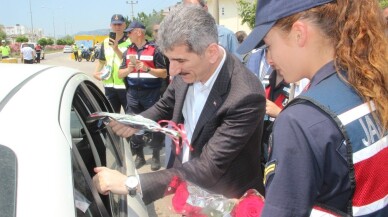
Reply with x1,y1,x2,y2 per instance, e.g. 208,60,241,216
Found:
41,52,103,89
40,52,179,217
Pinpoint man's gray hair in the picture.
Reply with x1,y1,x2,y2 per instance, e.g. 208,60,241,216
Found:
157,5,218,55
183,0,207,8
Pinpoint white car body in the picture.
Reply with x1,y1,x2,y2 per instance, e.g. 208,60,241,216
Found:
63,45,73,53
0,64,148,217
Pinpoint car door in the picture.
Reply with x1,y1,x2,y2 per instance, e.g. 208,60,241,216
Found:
60,75,148,217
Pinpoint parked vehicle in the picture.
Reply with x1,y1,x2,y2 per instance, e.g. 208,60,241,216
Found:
0,64,148,217
20,42,45,60
63,45,73,53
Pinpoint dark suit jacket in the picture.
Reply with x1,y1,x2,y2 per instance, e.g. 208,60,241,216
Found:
139,52,266,204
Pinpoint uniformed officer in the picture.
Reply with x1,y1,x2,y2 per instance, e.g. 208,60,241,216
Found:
93,14,131,113
118,21,167,171
0,40,11,59
238,0,388,216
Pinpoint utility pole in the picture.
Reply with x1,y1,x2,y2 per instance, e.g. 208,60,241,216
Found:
126,0,138,20
41,6,62,39
29,0,34,42
52,15,56,39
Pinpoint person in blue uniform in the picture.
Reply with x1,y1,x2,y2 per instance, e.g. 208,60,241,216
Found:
119,21,167,171
238,0,388,216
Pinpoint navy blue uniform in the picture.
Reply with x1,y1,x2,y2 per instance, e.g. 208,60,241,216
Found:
262,62,352,216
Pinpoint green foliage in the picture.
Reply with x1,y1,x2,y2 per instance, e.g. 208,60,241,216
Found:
46,38,54,46
55,35,74,45
38,38,48,46
16,35,29,43
56,39,66,45
380,0,388,8
237,0,388,30
0,25,6,42
125,10,164,38
237,0,256,29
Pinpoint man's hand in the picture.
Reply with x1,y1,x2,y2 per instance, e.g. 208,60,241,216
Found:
93,167,128,195
108,119,139,138
134,60,147,71
108,37,118,48
266,99,282,118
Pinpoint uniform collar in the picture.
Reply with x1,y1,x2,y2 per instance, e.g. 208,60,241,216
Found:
309,61,337,89
118,34,128,44
130,40,151,50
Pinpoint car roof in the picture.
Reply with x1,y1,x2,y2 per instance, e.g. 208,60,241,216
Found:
0,64,72,103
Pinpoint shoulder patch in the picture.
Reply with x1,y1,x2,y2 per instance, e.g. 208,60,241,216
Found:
264,160,277,186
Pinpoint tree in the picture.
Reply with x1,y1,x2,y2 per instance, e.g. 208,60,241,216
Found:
237,0,388,31
380,0,388,8
47,38,54,45
125,10,165,39
56,38,66,45
0,25,6,42
16,35,29,43
62,35,75,45
38,38,48,46
237,0,256,29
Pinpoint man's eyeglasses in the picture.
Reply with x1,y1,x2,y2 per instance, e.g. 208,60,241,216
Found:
153,29,159,32
113,23,123,26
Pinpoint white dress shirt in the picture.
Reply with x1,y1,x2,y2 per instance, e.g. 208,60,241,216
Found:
21,46,35,60
181,47,226,163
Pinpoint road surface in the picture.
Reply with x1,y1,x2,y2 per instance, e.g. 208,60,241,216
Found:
41,52,179,217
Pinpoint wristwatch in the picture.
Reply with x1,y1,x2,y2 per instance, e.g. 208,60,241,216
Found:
125,175,139,197
145,67,151,72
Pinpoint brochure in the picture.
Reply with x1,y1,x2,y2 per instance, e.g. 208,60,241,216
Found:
86,112,180,138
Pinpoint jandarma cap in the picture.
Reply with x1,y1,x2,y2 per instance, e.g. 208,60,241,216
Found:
125,21,146,32
111,14,125,24
237,0,334,54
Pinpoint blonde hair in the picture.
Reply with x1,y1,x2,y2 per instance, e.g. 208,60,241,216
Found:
275,0,388,130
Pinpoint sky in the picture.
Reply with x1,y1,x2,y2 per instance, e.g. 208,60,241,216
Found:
0,0,181,38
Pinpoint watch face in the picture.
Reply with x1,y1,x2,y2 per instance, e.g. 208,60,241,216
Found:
125,176,139,188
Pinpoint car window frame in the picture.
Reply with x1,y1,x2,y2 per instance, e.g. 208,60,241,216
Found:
69,80,126,217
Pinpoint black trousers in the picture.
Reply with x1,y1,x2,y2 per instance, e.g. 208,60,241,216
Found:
36,52,41,63
23,59,33,64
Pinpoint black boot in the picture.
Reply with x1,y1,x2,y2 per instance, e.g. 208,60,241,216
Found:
150,149,161,171
134,148,146,169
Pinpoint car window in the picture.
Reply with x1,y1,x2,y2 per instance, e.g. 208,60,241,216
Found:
0,145,17,217
70,81,125,217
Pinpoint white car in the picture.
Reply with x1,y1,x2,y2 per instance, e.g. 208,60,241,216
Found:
63,45,73,53
0,64,148,217
20,42,45,60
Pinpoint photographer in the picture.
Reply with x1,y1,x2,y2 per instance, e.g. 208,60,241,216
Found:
93,14,131,113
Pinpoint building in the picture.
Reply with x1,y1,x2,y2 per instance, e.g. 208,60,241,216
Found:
207,0,252,34
163,0,252,34
3,24,44,43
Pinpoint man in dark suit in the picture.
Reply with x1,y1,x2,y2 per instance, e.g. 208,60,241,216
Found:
93,5,266,205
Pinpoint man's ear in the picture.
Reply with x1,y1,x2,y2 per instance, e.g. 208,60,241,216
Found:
291,21,308,47
206,43,220,64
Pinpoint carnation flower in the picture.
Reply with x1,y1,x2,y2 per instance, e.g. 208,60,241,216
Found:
166,176,264,217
